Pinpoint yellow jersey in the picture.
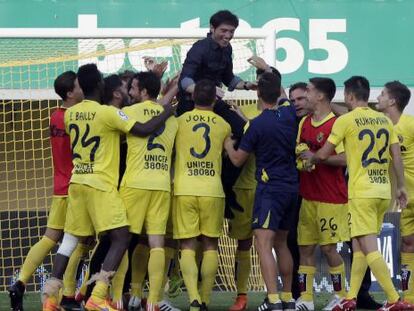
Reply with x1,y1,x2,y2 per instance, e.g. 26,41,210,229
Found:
174,108,231,197
395,114,414,198
237,100,261,120
65,100,135,191
328,107,398,199
121,100,178,192
234,118,259,190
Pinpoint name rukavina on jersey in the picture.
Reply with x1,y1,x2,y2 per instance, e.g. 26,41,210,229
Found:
354,116,389,127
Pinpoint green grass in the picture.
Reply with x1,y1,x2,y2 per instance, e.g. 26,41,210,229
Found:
0,291,386,310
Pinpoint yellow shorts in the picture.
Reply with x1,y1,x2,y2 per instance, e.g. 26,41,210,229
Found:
120,187,170,235
349,198,389,238
47,196,68,230
228,188,255,240
401,202,414,237
64,183,129,236
297,199,349,245
173,195,225,239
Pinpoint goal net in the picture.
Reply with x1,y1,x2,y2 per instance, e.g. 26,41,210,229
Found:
0,35,403,296
0,36,266,292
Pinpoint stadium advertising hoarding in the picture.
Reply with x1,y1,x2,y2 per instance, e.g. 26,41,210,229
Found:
0,0,413,89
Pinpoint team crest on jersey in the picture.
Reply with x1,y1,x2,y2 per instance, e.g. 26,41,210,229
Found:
118,110,129,121
316,132,324,143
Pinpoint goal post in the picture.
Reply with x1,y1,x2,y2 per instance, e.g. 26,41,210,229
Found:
0,19,271,292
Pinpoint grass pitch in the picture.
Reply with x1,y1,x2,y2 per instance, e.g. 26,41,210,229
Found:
0,291,386,310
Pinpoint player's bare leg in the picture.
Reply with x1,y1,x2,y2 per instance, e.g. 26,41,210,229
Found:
254,229,283,311
274,230,295,311
229,238,252,311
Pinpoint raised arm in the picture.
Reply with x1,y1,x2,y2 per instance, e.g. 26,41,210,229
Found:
158,74,180,106
180,43,203,94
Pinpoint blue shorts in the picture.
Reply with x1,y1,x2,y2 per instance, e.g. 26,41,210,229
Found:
252,188,298,232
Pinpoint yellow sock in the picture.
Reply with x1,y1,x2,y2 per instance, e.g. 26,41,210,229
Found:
19,236,56,283
347,251,367,299
298,265,316,301
235,250,251,295
130,244,150,297
366,251,399,303
78,268,90,297
329,262,346,298
62,243,90,297
267,293,280,303
91,280,108,300
402,252,414,303
280,292,292,302
200,250,218,305
147,248,165,303
179,249,201,303
158,247,175,300
111,252,128,302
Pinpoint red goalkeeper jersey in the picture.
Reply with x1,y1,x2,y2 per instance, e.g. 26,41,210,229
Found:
298,113,347,204
50,107,73,195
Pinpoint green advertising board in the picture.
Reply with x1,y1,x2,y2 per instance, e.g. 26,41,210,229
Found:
0,0,413,89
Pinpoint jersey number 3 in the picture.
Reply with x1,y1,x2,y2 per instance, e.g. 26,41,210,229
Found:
190,123,211,159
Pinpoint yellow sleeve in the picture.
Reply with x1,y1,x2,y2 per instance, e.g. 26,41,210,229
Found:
105,106,135,133
328,115,347,147
296,116,306,144
335,142,345,154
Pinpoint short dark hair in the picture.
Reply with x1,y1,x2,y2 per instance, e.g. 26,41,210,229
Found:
193,79,216,106
120,70,135,83
309,77,336,102
77,63,103,97
256,67,281,81
258,72,281,104
54,71,77,101
344,76,370,102
288,82,307,98
103,74,123,105
385,80,411,112
210,10,239,28
133,71,161,99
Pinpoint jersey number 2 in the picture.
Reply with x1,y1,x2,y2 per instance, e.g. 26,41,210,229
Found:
147,125,166,152
358,128,389,167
